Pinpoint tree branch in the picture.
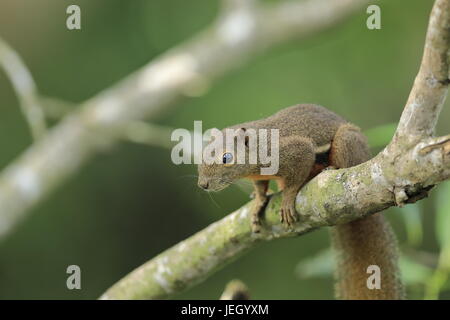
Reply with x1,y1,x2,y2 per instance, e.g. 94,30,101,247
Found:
100,0,450,299
395,0,449,141
0,38,47,140
0,0,371,239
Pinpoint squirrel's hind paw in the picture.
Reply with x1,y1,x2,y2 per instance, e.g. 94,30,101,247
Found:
250,198,268,233
251,220,261,233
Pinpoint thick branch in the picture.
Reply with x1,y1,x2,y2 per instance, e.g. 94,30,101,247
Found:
395,0,449,141
0,0,370,239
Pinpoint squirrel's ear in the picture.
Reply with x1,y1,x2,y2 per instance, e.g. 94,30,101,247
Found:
236,128,249,147
237,127,247,136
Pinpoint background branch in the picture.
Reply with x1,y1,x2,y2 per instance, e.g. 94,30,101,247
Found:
0,0,370,240
0,38,46,140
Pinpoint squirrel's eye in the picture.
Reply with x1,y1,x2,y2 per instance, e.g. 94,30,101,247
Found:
222,152,233,165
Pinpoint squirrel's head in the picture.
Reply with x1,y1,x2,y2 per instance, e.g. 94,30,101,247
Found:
197,127,259,192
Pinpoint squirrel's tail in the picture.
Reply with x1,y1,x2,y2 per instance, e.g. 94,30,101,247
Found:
329,123,404,299
331,214,404,299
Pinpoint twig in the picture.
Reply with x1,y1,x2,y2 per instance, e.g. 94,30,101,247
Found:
123,122,176,149
100,0,450,299
37,97,178,148
0,38,46,140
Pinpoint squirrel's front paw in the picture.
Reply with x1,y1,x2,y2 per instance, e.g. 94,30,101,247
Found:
280,202,298,227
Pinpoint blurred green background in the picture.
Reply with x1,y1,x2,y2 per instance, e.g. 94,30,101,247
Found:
0,0,449,299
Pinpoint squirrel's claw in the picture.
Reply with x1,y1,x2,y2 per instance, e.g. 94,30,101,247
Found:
280,204,298,227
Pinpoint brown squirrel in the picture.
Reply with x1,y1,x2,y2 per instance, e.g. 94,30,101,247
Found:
197,104,403,299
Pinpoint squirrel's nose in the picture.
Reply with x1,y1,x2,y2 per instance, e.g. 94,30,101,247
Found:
199,181,209,190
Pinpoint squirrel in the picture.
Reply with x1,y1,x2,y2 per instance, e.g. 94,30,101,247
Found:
197,104,404,299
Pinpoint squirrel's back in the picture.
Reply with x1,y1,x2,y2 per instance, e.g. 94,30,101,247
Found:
229,104,348,147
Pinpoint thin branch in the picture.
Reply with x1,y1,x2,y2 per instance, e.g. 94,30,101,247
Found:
0,38,47,140
39,96,74,119
100,0,450,299
123,122,175,149
0,0,371,239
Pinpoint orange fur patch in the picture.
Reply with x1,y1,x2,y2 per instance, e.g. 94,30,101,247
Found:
245,174,281,181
